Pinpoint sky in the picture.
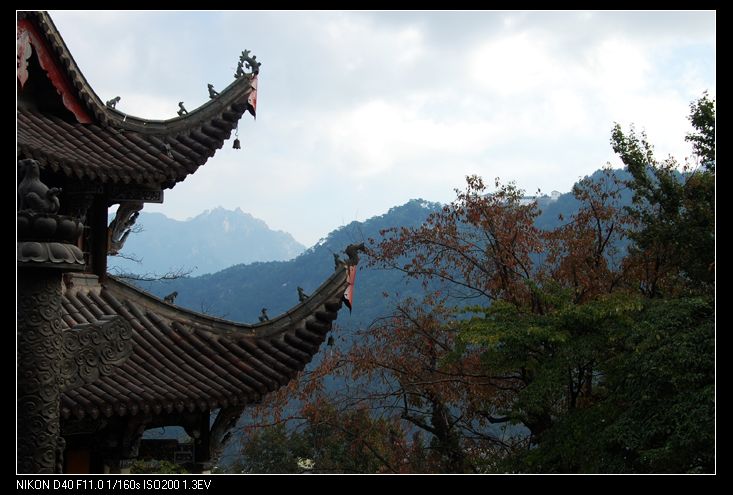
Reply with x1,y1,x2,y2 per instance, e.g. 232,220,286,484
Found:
49,10,716,247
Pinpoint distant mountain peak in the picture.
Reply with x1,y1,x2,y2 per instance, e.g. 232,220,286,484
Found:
108,208,305,276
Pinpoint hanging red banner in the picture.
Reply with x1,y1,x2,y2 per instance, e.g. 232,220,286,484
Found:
343,265,357,312
247,74,258,118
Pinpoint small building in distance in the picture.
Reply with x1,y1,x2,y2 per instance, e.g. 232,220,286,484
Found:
518,190,562,206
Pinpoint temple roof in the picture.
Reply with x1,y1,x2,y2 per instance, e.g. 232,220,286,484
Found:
16,11,355,427
60,268,349,421
17,11,256,189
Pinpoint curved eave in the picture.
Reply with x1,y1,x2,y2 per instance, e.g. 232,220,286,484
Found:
106,269,348,338
21,11,256,132
59,267,351,421
19,11,255,187
102,76,255,136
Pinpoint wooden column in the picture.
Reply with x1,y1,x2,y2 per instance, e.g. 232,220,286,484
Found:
17,269,64,473
89,196,108,281
194,411,211,465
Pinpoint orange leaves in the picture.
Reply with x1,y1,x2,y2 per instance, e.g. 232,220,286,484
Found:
544,170,632,303
371,176,545,309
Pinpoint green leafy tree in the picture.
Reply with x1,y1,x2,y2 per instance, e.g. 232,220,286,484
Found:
612,93,715,296
515,296,714,473
234,406,415,473
235,424,308,473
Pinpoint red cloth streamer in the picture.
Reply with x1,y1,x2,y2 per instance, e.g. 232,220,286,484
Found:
343,265,357,312
247,74,258,118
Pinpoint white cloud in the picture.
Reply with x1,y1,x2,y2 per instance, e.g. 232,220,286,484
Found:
320,98,500,179
469,33,564,95
320,15,426,70
588,38,651,93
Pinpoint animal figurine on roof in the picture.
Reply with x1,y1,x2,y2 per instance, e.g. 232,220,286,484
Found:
344,243,366,266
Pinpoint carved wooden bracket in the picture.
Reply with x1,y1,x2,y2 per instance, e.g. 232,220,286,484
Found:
107,202,144,255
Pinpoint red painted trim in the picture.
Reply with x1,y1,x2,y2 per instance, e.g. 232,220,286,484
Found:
344,265,357,310
248,74,258,118
17,25,31,88
17,19,93,124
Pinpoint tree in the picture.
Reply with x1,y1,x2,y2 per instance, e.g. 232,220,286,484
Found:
515,296,714,473
372,170,633,448
374,176,544,308
234,401,420,473
514,93,715,472
685,91,716,170
611,92,715,296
